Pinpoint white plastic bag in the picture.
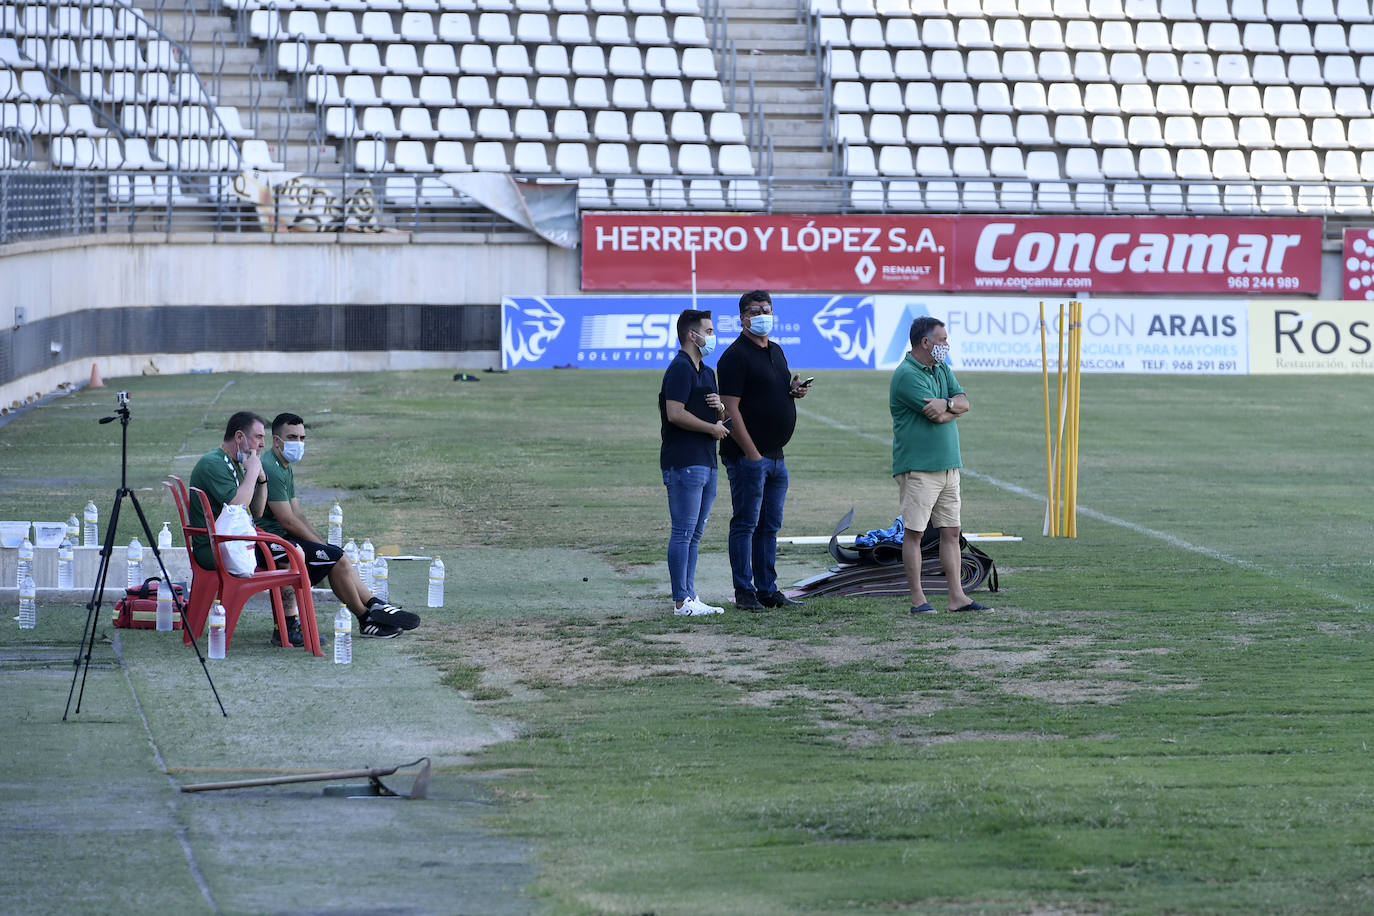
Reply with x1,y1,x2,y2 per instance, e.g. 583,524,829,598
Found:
215,504,257,578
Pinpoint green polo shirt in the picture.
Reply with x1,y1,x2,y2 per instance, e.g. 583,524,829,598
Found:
255,450,295,539
890,353,965,476
187,447,245,568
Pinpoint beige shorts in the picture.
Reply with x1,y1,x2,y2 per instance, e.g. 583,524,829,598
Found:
897,469,961,532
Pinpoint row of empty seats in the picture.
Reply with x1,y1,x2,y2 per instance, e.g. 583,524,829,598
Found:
842,143,1374,183
276,39,715,77
821,16,1374,52
353,136,752,173
251,9,708,45
810,0,1374,23
836,110,1374,150
845,177,1374,215
823,46,1374,89
0,2,159,39
49,134,278,169
329,105,743,142
3,100,254,138
228,0,702,12
305,72,727,110
832,78,1374,118
4,36,185,71
576,175,764,209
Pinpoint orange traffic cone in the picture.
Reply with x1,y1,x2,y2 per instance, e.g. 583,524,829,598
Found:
89,362,104,388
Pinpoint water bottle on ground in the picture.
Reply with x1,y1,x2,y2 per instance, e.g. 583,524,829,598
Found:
126,537,143,589
343,539,359,570
327,503,343,547
157,522,172,552
333,606,352,664
18,575,36,629
57,539,74,589
66,514,80,542
359,538,375,590
207,601,226,659
372,555,389,602
83,501,98,547
156,581,173,631
427,556,445,608
17,537,33,588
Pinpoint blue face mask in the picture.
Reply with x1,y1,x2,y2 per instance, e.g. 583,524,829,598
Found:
696,332,717,357
282,441,305,463
748,314,774,337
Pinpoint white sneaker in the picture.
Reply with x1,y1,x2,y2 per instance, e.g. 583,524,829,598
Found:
672,599,717,617
688,596,725,615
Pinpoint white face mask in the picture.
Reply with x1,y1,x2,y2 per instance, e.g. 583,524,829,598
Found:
282,441,305,463
931,343,950,363
748,314,774,337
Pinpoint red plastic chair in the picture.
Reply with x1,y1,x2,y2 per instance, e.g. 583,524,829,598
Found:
165,476,323,657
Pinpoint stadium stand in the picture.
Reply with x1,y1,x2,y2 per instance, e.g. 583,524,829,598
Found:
2,0,1374,224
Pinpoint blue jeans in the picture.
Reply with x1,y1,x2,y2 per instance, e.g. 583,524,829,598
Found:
723,455,788,598
663,465,717,603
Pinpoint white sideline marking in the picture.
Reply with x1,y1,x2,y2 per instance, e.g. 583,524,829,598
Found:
797,405,1358,606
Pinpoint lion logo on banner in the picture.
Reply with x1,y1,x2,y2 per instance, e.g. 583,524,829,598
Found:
812,296,876,367
502,297,566,367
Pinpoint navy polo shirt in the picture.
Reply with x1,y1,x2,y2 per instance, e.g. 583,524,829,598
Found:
659,350,719,470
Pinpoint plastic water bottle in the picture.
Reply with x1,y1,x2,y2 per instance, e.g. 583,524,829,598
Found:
16,537,34,588
157,522,173,552
57,539,74,589
327,503,343,547
427,556,444,608
359,538,375,590
333,605,352,664
83,501,98,547
66,514,80,542
126,537,144,589
156,581,173,631
207,601,226,659
18,575,36,629
372,555,389,602
343,538,359,569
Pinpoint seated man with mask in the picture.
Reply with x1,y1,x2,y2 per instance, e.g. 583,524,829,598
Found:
257,412,421,645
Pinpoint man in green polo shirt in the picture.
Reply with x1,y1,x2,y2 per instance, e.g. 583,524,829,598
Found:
890,316,991,616
188,410,270,572
257,412,421,645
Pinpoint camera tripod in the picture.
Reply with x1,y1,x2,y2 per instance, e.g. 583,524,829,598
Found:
64,392,226,720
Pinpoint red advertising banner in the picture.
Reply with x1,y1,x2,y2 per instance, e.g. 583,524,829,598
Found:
582,213,1323,295
581,213,956,291
1342,227,1374,300
952,216,1322,294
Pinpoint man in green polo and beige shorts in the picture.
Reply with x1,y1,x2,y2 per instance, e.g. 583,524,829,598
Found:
889,316,991,616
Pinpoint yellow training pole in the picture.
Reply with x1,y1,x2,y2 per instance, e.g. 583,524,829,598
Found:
1053,301,1066,536
1040,302,1055,537
1067,301,1082,538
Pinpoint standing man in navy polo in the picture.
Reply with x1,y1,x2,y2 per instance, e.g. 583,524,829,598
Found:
890,316,990,615
718,290,811,611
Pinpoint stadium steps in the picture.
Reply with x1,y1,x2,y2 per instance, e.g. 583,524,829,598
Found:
127,1,339,172
719,0,830,179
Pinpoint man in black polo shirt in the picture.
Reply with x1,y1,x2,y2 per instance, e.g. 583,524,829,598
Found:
717,290,810,610
659,309,731,616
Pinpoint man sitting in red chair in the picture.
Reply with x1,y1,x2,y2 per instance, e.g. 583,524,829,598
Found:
256,412,420,644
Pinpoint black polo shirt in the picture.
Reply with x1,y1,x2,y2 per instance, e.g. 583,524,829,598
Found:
717,335,796,461
659,350,719,470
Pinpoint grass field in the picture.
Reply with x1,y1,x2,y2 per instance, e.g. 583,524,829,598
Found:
3,368,1373,914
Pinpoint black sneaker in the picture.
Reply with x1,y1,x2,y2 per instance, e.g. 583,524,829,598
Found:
358,615,403,639
759,591,804,608
269,616,305,647
735,592,765,611
366,599,421,630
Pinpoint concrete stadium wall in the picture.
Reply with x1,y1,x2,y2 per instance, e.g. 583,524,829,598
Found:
0,230,580,408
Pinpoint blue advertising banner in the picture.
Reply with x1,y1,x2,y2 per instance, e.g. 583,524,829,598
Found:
501,294,885,370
